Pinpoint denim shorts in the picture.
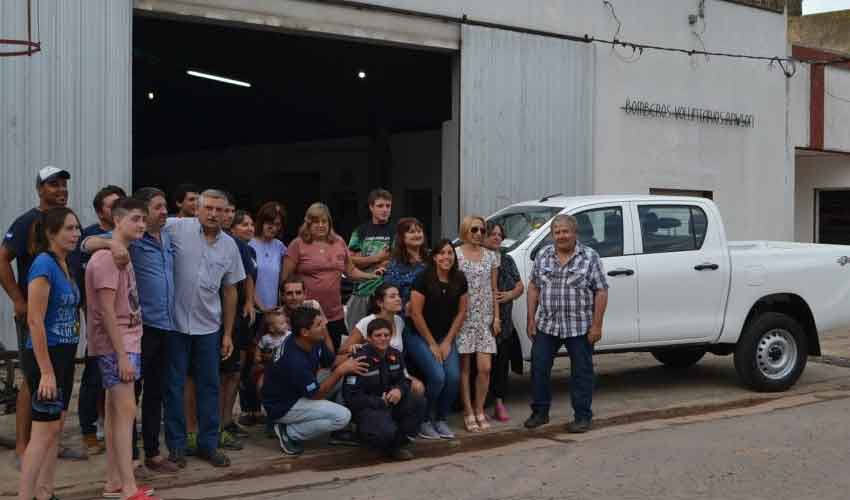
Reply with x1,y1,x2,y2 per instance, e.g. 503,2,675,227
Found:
98,352,142,389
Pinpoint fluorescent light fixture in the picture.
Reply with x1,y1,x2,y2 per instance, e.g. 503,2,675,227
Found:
186,70,251,88
147,92,155,100
357,71,367,79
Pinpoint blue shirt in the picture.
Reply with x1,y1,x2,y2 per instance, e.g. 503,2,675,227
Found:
26,253,80,348
384,259,426,319
262,334,334,421
129,232,176,331
164,218,246,335
4,208,81,298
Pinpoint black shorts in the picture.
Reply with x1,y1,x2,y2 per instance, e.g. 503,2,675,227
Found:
234,314,255,351
22,343,77,422
220,331,241,374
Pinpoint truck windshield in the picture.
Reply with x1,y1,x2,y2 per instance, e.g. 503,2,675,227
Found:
487,205,564,252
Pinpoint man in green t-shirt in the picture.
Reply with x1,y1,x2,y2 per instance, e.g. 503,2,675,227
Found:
346,189,394,329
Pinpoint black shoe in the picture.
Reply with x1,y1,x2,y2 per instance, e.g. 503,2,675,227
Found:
273,423,304,455
167,449,187,469
328,430,360,447
389,446,415,461
523,412,550,429
565,419,592,434
238,414,258,427
197,448,231,467
224,422,250,438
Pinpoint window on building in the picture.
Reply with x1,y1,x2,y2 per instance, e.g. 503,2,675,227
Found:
638,205,708,254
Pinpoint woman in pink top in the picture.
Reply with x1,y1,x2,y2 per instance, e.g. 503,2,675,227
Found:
283,202,379,351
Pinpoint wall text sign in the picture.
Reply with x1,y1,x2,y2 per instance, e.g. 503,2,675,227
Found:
622,98,755,128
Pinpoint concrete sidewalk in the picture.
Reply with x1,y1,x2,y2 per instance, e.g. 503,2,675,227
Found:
3,329,850,499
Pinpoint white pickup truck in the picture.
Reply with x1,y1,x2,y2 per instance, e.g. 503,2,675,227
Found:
486,194,850,392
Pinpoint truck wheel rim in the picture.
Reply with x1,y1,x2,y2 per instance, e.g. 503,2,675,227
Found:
756,329,797,380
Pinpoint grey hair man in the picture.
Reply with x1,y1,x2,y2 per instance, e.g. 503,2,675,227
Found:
162,189,245,468
524,214,609,433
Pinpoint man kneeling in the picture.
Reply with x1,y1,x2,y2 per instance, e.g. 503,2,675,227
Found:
343,318,425,461
262,307,367,455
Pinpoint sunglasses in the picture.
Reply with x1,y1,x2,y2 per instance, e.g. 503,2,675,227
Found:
470,226,485,234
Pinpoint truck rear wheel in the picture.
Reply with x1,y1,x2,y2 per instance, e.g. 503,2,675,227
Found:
651,348,706,369
734,312,807,392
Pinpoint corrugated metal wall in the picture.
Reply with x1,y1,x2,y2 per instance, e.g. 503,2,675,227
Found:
0,0,132,349
460,25,594,218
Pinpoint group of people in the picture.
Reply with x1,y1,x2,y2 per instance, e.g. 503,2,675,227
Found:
2,168,610,500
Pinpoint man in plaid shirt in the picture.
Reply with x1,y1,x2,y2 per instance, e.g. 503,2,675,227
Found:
524,214,608,433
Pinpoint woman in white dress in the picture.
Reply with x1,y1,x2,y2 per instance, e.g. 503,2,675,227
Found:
455,215,500,432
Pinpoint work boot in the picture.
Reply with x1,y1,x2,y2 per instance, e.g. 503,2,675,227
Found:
197,448,231,468
167,449,187,469
219,430,244,451
523,412,550,429
389,446,415,461
565,419,592,434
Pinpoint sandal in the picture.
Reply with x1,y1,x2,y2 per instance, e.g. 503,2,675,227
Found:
127,489,160,500
463,415,481,433
103,485,155,498
475,413,491,431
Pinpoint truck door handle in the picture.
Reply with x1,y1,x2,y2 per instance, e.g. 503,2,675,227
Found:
607,268,635,277
694,263,719,271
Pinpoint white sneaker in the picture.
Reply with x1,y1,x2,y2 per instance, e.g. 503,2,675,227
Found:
418,421,441,440
96,418,105,441
432,420,455,439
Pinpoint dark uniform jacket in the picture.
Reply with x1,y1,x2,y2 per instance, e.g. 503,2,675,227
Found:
343,344,411,414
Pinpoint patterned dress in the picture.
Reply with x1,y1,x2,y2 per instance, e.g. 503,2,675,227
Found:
495,251,522,345
456,247,499,354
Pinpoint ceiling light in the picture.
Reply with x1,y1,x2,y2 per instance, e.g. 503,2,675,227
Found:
357,71,367,79
186,70,251,88
147,92,155,100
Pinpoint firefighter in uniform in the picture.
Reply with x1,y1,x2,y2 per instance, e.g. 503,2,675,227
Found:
343,318,425,460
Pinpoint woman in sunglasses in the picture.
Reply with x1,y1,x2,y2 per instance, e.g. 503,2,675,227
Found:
455,215,501,432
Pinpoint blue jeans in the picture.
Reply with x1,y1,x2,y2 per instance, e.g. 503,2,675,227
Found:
403,329,460,422
274,399,350,442
530,332,594,422
163,332,221,453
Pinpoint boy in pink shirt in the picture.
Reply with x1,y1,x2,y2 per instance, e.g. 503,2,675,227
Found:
86,198,159,500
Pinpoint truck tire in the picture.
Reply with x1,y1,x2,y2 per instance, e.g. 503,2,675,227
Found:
734,312,807,392
651,348,706,369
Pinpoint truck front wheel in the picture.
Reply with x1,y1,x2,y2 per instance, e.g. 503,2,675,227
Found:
734,312,807,392
651,348,707,369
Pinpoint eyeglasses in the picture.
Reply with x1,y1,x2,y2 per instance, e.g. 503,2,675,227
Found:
470,227,485,234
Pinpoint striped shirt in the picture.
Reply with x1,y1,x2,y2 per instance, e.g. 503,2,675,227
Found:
530,243,608,338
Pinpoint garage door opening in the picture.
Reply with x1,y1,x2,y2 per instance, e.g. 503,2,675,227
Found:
132,14,454,243
817,190,850,244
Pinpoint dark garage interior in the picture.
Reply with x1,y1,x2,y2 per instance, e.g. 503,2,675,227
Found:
132,14,453,242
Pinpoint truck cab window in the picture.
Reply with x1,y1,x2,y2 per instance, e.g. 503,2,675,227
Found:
638,205,708,254
530,206,624,260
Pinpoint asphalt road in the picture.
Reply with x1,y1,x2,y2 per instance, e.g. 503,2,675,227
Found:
176,395,850,500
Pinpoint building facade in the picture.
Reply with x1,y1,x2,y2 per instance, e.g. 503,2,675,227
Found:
0,0,802,348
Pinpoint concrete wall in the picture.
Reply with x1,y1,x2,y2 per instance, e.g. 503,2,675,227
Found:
794,154,850,242
357,0,791,240
825,67,850,153
790,62,811,148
